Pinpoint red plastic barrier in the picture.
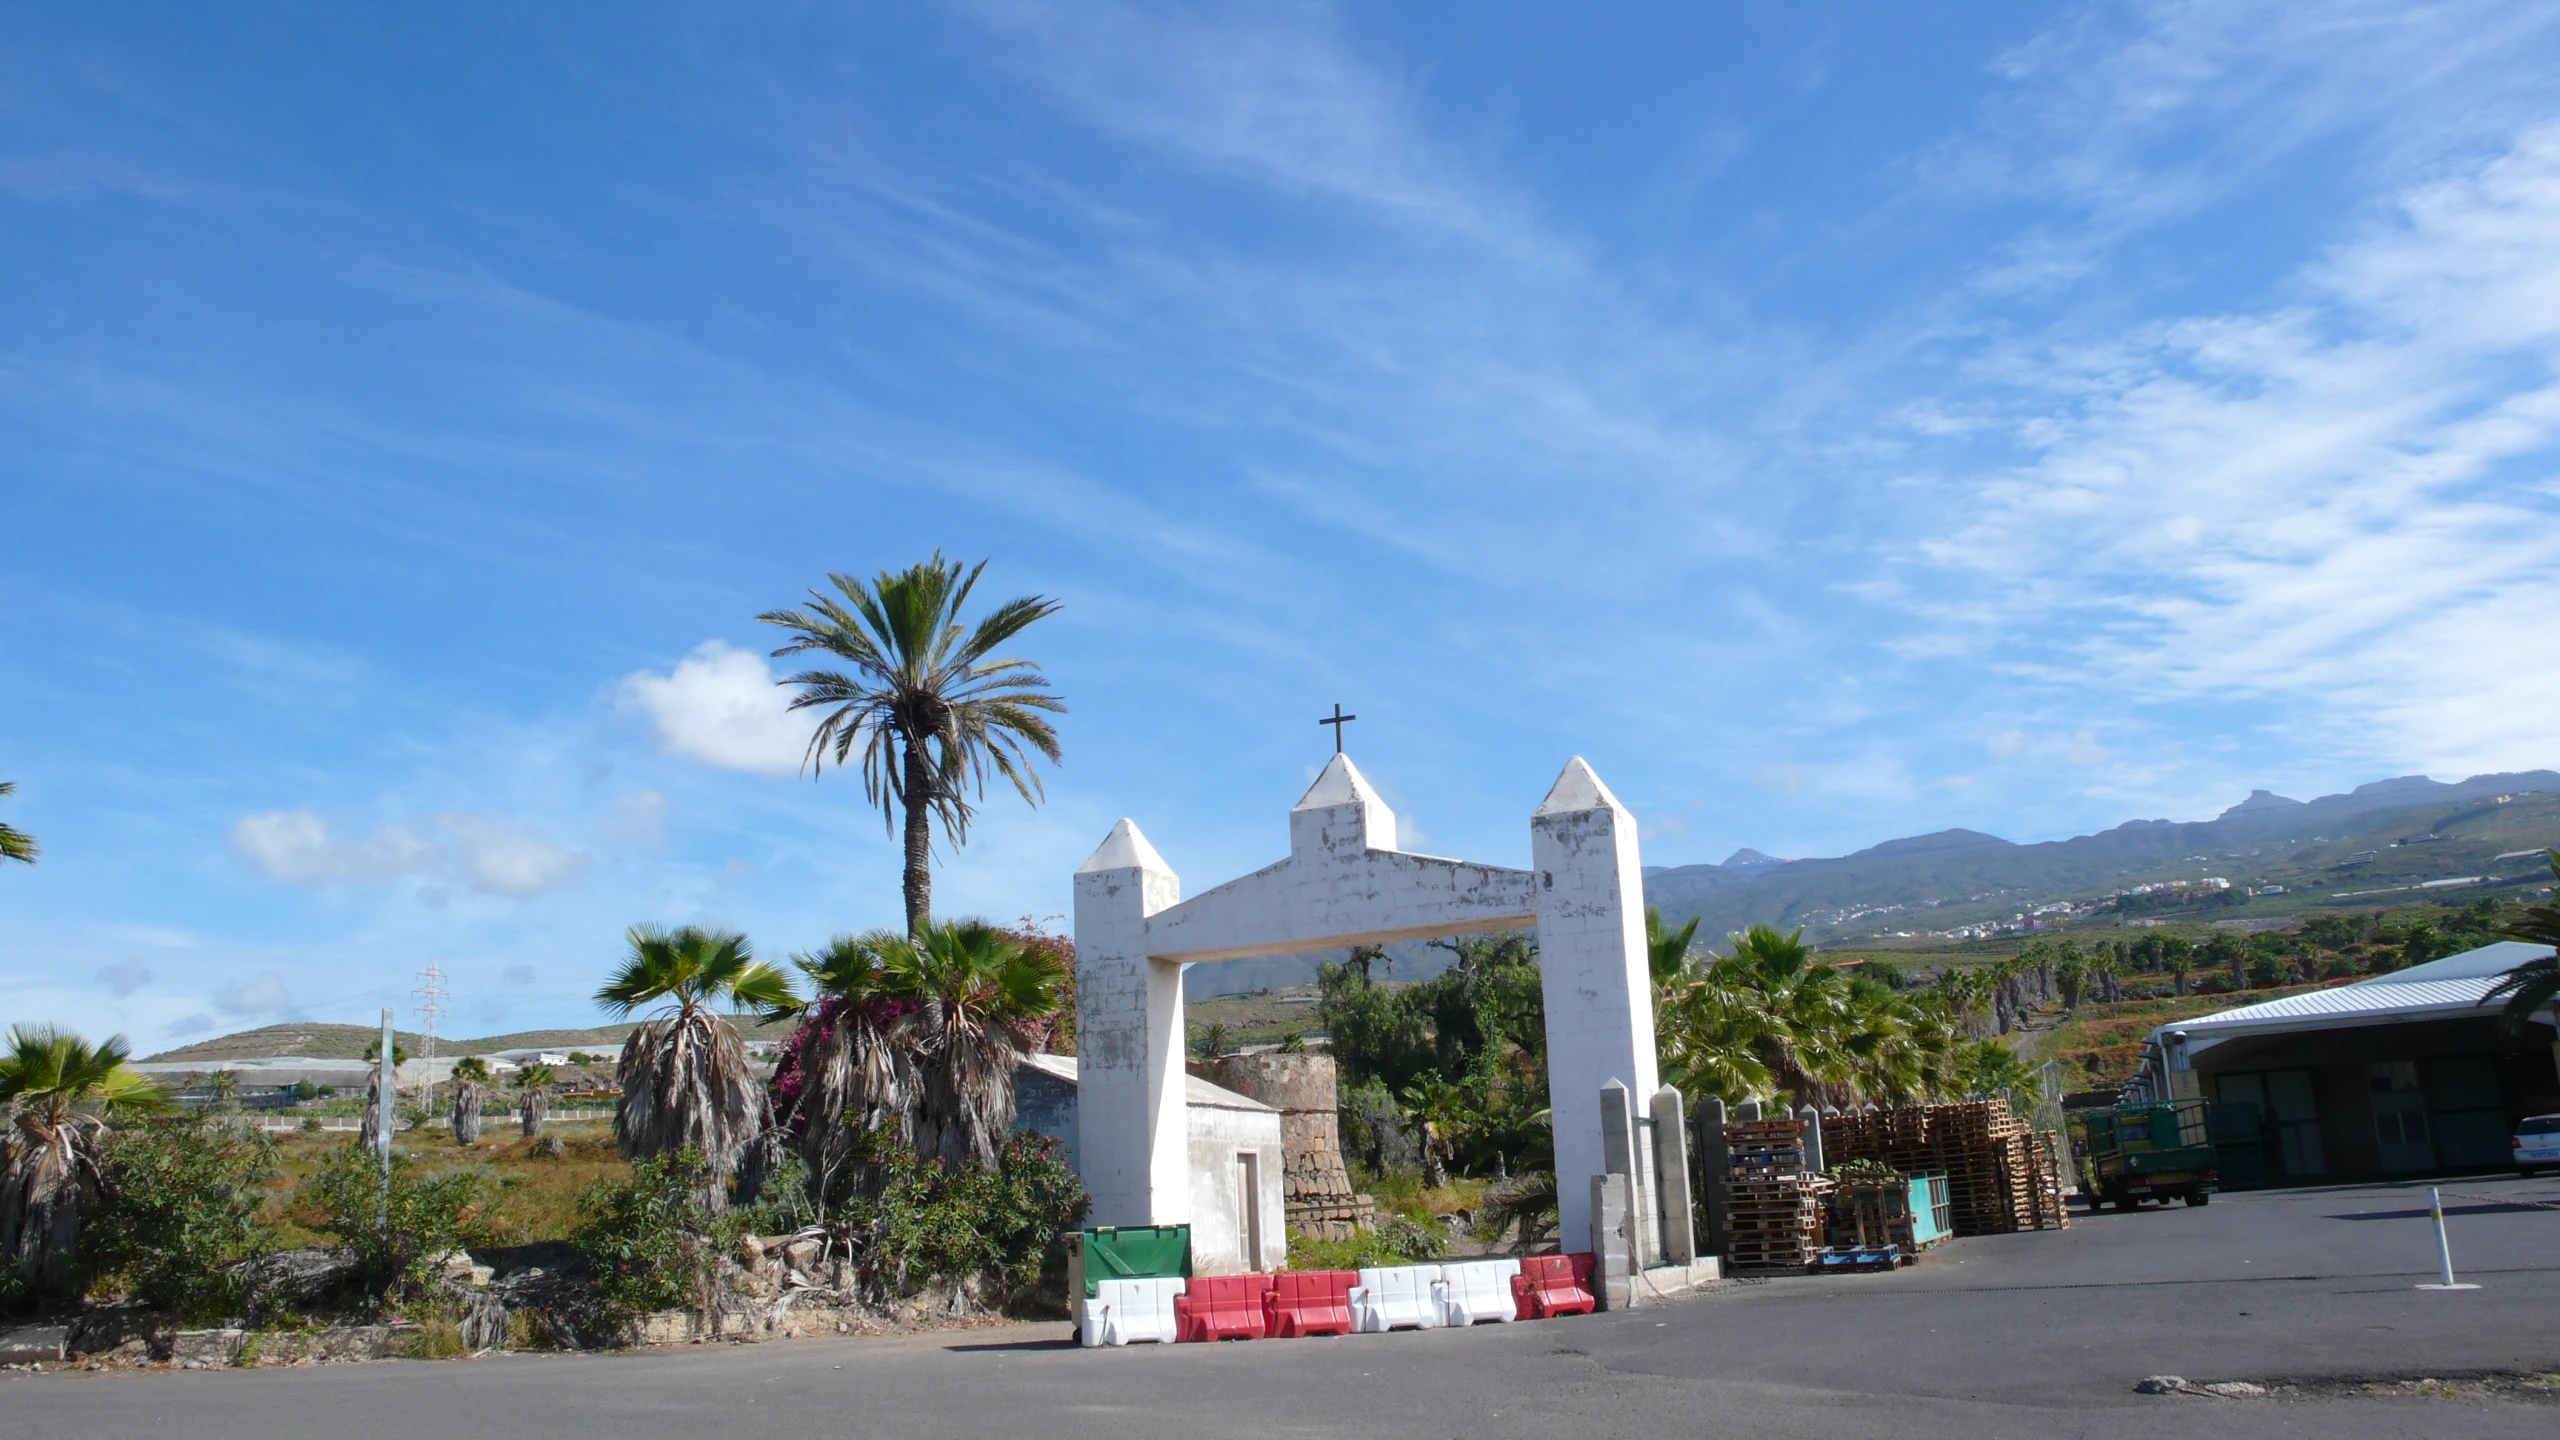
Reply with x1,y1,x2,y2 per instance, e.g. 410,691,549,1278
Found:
1174,1273,1276,1342
1510,1253,1597,1319
1264,1270,1357,1337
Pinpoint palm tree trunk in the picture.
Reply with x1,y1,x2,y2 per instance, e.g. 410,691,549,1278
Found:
902,734,934,936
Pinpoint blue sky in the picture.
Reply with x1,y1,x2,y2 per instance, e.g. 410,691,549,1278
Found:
7,2,2560,1047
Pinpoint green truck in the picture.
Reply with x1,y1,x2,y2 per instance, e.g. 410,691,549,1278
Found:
2078,1099,2218,1210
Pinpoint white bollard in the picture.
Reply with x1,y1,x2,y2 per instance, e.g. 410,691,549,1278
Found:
2416,1186,2480,1291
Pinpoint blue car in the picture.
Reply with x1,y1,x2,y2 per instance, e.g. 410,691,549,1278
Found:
2518,1115,2560,1177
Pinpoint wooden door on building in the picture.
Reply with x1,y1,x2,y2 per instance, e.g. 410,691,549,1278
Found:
1234,1152,1262,1269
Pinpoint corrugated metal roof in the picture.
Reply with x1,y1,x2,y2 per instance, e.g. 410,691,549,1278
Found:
2173,977,2501,1030
2155,941,2554,1053
2350,939,2551,985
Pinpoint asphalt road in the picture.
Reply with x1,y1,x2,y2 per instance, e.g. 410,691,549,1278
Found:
10,1173,2559,1440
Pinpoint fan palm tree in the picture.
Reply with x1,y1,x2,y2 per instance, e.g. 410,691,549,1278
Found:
761,555,1066,936
512,1062,555,1138
1952,1039,2041,1116
880,920,1068,1168
2482,850,2560,1032
1645,907,1701,990
596,924,793,1210
450,1057,491,1145
0,779,35,866
0,1026,167,1295
776,920,1068,1192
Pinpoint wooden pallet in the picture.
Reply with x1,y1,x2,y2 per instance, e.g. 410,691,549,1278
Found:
1815,1102,2065,1235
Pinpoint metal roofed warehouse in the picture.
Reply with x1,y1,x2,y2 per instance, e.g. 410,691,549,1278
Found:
2128,941,2560,1184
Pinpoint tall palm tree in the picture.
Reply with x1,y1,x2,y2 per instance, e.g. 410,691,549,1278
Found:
0,1026,166,1295
774,920,1068,1193
761,555,1066,935
0,779,36,866
596,924,793,1210
2483,850,2560,1031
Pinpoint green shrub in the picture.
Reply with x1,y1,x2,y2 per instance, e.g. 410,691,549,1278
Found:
842,1132,1087,1297
573,1149,722,1316
83,1116,280,1319
735,1154,820,1236
299,1144,488,1304
1284,1214,1446,1271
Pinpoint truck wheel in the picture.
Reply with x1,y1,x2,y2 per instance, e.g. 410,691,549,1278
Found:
2184,1193,2210,1207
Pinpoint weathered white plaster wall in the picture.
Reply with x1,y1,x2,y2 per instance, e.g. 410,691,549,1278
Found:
1183,1095,1288,1275
1144,759,1539,962
1071,821,1185,1229
1015,1054,1286,1274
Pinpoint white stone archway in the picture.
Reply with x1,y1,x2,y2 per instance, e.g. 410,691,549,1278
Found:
1072,753,1660,1256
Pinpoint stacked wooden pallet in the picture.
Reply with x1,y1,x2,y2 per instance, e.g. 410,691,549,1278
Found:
1819,1101,2068,1236
1823,1174,1934,1257
1722,1116,1833,1272
2027,1130,2070,1230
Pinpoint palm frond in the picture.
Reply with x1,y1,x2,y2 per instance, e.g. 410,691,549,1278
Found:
0,778,35,866
759,556,1066,930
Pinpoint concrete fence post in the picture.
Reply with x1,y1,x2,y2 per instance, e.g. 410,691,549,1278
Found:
1696,1096,1729,1259
1652,1087,1696,1266
1599,1081,1650,1270
1589,1173,1632,1310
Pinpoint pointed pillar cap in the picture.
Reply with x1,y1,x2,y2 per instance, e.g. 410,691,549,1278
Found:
1293,752,1386,812
1533,755,1630,818
1077,818,1170,874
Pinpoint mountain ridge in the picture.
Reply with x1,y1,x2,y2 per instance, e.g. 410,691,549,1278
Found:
1641,769,2560,944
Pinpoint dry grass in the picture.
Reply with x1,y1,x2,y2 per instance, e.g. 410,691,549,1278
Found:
2036,981,2348,1088
260,1121,632,1247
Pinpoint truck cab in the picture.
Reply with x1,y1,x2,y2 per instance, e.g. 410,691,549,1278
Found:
2080,1099,2220,1210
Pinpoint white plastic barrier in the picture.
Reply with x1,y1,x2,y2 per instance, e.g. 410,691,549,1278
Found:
1434,1258,1520,1326
1078,1276,1186,1347
1351,1264,1443,1333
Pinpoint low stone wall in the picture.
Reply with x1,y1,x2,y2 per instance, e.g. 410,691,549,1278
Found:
164,1324,419,1368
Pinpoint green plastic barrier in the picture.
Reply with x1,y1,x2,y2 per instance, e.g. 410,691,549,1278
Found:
1071,1225,1191,1299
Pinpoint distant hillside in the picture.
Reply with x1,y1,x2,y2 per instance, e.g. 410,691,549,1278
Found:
143,1017,800,1065
1643,769,2560,944
1187,768,2560,998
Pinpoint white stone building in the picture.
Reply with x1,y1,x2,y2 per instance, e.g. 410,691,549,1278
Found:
1014,1053,1287,1275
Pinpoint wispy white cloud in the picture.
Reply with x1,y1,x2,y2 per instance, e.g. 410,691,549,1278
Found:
1934,0,2560,293
957,0,1516,242
230,809,589,898
214,969,295,1018
231,810,437,885
100,960,152,997
1929,117,2560,773
442,814,592,899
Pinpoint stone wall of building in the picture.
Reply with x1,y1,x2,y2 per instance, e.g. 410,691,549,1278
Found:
1196,1052,1370,1239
